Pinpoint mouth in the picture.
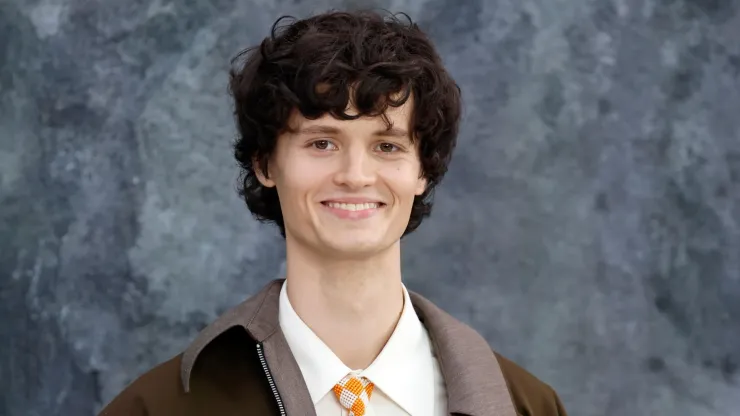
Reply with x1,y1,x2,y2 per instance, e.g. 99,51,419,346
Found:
320,201,386,212
319,200,386,220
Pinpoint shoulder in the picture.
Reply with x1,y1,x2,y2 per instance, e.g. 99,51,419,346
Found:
98,328,278,416
98,354,185,415
494,352,569,416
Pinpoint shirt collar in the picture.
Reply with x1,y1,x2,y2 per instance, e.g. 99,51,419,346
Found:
361,286,435,416
278,280,349,404
278,280,435,416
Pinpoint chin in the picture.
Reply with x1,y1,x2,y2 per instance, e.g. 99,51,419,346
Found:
317,231,394,258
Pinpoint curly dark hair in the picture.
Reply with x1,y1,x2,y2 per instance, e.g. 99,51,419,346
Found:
229,10,461,237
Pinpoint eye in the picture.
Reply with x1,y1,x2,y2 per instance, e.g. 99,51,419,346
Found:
376,142,400,153
311,140,337,151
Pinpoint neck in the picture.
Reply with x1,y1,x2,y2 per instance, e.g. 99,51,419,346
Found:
283,238,405,370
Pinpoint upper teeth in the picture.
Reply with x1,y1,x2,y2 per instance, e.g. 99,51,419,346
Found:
326,202,379,211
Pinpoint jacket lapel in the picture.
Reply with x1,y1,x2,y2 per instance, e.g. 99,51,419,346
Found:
260,327,317,416
180,280,316,415
410,292,517,416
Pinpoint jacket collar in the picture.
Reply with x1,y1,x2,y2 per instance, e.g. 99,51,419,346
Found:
181,279,516,416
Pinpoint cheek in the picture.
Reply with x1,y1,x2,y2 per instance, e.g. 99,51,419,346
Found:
381,165,423,200
276,156,330,196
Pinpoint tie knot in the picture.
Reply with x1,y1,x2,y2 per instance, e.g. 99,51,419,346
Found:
333,374,374,416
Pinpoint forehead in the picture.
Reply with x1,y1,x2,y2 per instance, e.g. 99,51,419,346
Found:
287,91,414,134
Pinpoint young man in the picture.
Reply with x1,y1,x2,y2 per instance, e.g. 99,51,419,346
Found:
101,10,568,416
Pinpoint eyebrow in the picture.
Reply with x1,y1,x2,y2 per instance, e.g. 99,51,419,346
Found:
297,125,410,138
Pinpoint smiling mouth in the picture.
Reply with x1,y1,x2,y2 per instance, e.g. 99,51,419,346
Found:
321,201,385,211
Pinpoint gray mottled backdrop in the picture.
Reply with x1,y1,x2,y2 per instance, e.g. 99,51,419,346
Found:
1,0,739,415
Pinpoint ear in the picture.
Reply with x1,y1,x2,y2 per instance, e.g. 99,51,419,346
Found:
415,175,427,196
253,158,276,188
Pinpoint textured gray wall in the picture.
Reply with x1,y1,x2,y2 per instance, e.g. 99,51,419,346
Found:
1,0,739,415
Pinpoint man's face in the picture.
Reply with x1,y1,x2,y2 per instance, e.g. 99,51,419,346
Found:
256,97,426,258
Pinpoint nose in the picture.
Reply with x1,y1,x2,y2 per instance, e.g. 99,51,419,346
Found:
332,147,376,190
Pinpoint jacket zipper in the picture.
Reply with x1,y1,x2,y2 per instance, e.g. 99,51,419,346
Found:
256,342,287,416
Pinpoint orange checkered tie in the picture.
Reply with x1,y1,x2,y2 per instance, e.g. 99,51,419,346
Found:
333,374,375,416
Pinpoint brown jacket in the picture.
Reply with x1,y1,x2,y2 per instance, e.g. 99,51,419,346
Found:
99,279,568,416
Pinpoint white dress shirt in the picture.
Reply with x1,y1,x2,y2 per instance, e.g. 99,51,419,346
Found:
279,280,447,416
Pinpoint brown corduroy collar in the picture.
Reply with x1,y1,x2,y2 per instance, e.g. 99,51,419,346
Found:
180,279,516,416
